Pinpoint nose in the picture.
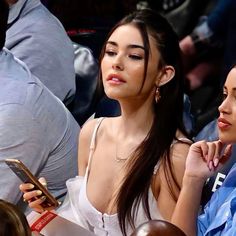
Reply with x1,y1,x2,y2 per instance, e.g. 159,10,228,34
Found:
218,96,230,114
112,54,124,71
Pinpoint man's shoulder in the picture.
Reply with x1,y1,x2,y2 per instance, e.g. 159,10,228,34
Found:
0,49,38,105
20,4,69,39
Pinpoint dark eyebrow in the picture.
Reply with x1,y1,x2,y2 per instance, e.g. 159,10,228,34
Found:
223,86,236,92
106,41,145,50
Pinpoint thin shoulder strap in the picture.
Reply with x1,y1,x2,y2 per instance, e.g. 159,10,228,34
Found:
87,117,105,170
153,137,192,175
172,137,192,145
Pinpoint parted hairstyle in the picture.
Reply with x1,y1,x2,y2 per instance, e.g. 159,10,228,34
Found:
0,199,31,236
0,0,9,49
97,8,189,236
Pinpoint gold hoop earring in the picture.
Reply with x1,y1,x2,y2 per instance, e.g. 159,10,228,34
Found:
155,87,161,103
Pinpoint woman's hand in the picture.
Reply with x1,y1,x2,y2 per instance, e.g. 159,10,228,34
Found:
19,177,48,213
185,140,232,181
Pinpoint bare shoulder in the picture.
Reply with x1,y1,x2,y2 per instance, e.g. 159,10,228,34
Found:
171,140,191,160
171,131,192,160
78,117,116,175
170,133,192,186
152,135,191,220
78,118,103,175
80,118,99,142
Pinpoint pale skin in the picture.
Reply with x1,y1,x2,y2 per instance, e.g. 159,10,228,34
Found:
20,24,190,220
171,68,236,236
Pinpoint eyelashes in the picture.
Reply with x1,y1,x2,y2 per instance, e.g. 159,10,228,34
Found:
104,50,144,61
222,93,227,100
105,51,116,56
128,54,143,60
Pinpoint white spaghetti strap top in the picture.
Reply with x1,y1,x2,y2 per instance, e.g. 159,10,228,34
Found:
87,117,105,171
59,118,164,235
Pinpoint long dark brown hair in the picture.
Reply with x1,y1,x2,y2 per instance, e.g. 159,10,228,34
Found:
0,200,31,236
97,8,189,235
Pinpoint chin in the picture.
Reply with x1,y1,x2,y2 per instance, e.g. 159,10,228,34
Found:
219,133,236,144
104,89,121,100
105,91,117,100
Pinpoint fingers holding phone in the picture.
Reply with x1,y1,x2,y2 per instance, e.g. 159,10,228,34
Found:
20,177,47,203
19,182,46,213
4,159,59,212
38,177,47,188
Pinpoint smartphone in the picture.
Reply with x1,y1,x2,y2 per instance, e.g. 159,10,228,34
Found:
4,158,59,210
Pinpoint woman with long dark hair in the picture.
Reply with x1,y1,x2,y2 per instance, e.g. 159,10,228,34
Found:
21,9,191,235
172,66,236,236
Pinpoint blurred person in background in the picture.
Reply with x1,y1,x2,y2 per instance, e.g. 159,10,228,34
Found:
5,0,76,105
0,0,80,213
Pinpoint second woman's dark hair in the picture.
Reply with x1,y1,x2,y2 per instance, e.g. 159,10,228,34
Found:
98,9,188,235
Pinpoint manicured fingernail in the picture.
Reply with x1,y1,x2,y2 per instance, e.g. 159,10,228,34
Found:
36,190,42,196
28,184,34,189
40,196,46,201
214,158,219,167
208,161,213,171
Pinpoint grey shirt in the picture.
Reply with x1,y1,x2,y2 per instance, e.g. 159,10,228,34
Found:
0,48,80,212
5,0,75,104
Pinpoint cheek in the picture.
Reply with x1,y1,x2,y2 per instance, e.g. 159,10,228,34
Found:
101,58,107,71
130,65,144,79
125,58,143,71
101,59,108,79
232,107,236,124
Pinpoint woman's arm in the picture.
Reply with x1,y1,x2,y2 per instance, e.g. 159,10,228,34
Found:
155,141,190,220
171,141,232,236
171,174,205,236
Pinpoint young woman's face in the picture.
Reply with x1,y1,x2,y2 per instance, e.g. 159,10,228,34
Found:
218,67,236,143
101,24,161,101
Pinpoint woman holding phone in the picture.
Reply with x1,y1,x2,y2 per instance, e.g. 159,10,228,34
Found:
20,8,191,236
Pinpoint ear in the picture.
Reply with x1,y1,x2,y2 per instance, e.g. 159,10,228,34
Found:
156,65,175,87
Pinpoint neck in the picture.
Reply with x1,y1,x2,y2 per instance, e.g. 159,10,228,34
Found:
116,111,154,141
113,115,154,163
118,97,154,134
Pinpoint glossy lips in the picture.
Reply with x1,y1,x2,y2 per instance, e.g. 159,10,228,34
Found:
106,74,126,85
218,117,232,130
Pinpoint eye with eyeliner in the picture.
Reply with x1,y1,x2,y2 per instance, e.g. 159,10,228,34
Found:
222,93,227,100
104,47,117,57
128,54,143,60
